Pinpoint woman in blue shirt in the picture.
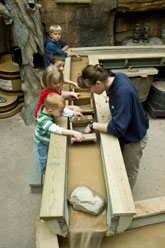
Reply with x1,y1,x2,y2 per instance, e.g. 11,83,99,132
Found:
78,64,149,190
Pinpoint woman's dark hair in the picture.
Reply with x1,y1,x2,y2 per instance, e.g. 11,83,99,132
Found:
77,64,112,88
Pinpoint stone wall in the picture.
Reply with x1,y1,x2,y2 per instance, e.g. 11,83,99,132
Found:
38,0,116,47
38,0,165,47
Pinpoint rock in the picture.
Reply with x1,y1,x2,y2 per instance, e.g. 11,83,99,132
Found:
68,186,106,216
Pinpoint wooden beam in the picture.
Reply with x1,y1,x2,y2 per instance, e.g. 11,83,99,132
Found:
71,47,165,67
70,133,97,144
129,214,165,230
129,197,165,230
40,59,71,235
56,0,91,2
70,114,93,124
34,218,59,248
112,67,158,78
71,45,165,51
134,196,165,219
88,53,165,60
29,148,43,194
40,118,68,218
116,216,132,233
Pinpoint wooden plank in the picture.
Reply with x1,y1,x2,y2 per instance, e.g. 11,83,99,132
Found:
71,133,97,144
129,214,165,230
40,115,68,217
71,45,165,53
70,114,96,144
98,128,135,217
112,67,158,78
71,45,165,50
134,196,165,219
64,56,71,80
70,114,93,124
40,60,70,233
71,46,165,60
116,216,132,233
89,56,136,233
56,0,91,2
29,148,43,194
88,53,165,60
34,218,59,248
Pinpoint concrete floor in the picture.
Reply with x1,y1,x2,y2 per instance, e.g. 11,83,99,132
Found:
0,112,165,248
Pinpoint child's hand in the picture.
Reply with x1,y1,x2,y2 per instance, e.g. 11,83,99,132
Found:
66,105,82,112
68,52,81,60
72,82,80,89
62,45,69,51
71,105,82,112
72,130,85,142
75,53,81,60
71,92,80,99
85,124,92,134
74,111,83,117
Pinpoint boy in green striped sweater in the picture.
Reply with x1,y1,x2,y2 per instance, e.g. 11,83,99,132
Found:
34,92,85,175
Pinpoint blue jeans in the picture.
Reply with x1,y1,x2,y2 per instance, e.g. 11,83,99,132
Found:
34,140,49,175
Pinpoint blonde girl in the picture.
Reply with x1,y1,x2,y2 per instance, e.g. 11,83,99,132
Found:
34,65,81,119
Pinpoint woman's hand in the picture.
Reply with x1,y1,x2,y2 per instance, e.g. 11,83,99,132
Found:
85,124,92,134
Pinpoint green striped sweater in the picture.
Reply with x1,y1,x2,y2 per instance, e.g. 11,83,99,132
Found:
34,105,74,145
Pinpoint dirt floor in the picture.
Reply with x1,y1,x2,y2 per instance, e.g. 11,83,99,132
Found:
0,112,165,248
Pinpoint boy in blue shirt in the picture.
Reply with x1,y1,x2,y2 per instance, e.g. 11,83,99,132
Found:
45,24,80,67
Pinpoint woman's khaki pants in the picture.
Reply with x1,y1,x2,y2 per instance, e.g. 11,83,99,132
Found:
122,133,148,190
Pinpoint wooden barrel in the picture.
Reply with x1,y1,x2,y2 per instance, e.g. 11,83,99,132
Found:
148,81,165,111
131,76,153,102
0,60,21,92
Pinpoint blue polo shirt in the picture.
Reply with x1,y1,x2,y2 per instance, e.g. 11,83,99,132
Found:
107,73,148,143
45,38,68,67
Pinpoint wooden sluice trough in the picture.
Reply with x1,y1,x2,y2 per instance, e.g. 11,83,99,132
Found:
34,46,165,248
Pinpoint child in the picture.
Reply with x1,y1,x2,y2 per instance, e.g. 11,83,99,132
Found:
34,92,85,174
45,24,81,68
34,65,81,119
50,52,79,89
